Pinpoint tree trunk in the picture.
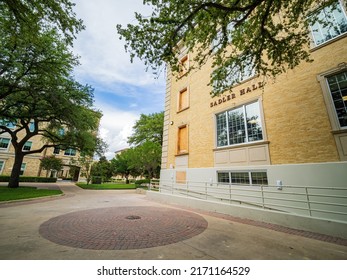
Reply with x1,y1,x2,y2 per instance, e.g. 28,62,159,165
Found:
8,152,25,188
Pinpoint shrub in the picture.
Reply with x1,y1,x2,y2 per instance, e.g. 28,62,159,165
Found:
134,179,150,187
0,176,57,183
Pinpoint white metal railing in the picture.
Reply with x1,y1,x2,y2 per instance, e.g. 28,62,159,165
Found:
149,179,347,222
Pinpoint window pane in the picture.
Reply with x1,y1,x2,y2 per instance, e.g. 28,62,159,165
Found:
217,172,230,183
0,138,10,149
327,71,347,127
251,172,268,185
228,107,246,144
0,119,16,129
245,102,263,142
211,29,223,53
64,148,77,156
216,112,228,147
230,172,250,184
23,141,32,151
311,1,347,46
20,163,26,175
216,101,263,147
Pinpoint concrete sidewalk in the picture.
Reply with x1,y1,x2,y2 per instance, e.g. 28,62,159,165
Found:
0,182,346,260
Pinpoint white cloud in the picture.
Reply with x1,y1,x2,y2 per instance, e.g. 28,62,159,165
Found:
97,103,138,159
71,1,165,160
73,0,157,88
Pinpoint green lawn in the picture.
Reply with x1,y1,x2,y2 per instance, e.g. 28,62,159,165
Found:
0,186,63,202
76,182,138,190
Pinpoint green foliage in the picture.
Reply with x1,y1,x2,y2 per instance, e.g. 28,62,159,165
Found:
40,156,63,174
0,176,57,183
134,179,151,187
117,0,337,96
76,183,136,190
111,141,162,180
112,111,164,181
70,155,94,184
0,2,101,188
128,112,164,146
0,0,84,45
90,157,114,183
132,141,162,179
111,149,138,183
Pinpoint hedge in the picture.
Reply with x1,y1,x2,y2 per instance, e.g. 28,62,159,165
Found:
134,179,150,187
0,176,57,183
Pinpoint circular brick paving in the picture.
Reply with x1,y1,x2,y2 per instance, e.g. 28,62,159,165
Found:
39,206,208,250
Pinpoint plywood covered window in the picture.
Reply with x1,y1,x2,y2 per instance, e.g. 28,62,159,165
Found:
178,87,189,112
177,125,188,154
179,55,189,76
176,171,187,184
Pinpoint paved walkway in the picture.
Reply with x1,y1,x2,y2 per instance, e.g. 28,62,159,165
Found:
0,182,346,260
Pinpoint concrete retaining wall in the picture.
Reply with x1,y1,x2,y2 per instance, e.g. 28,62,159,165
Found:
147,191,347,239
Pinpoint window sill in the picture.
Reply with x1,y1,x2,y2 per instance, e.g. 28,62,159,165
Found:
175,152,189,157
310,32,347,53
177,107,189,113
331,128,347,135
213,140,270,151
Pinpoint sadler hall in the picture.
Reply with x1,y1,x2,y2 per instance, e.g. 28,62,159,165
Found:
153,0,347,235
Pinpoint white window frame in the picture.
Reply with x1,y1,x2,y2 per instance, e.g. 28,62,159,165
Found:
309,0,347,47
53,147,61,155
0,119,16,130
20,163,26,176
0,160,4,174
64,148,77,156
212,59,256,92
325,70,347,129
22,141,32,151
216,100,264,148
0,137,11,150
217,170,268,186
317,66,347,161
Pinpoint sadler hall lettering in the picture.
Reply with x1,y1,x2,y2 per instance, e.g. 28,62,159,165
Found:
210,82,264,108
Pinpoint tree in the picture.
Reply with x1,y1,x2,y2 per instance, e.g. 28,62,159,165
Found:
111,149,139,184
0,0,83,46
132,141,162,179
90,156,114,183
117,0,339,95
40,156,63,178
69,138,108,185
0,28,101,188
128,112,164,146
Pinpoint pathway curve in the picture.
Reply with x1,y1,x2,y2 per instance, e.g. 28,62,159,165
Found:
0,182,346,260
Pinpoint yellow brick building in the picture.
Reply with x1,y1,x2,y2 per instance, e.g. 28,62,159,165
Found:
0,129,81,180
160,1,347,189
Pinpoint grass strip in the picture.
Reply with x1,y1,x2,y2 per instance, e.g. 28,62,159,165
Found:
76,183,137,190
0,186,62,202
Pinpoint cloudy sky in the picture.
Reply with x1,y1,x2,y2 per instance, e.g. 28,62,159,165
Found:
72,0,165,159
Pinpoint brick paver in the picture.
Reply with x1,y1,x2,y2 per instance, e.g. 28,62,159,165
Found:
39,206,208,250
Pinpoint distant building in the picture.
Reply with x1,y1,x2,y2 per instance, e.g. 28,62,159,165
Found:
0,126,81,180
